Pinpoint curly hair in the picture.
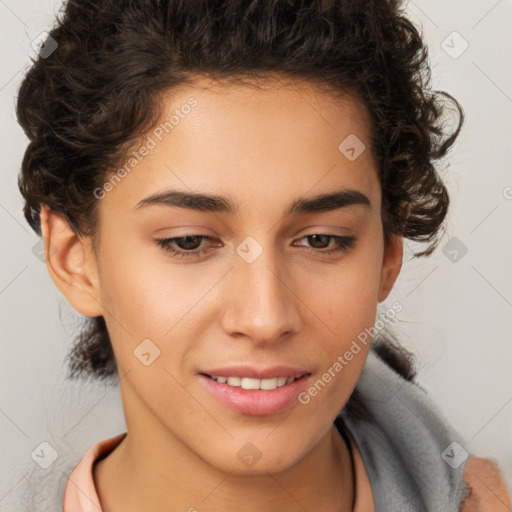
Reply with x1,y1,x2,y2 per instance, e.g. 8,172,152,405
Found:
16,0,464,385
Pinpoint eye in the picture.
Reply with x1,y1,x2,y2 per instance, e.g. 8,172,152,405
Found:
154,234,357,259
154,235,217,259
294,234,356,256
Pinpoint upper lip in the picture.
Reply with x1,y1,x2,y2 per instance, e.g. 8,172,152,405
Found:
200,365,311,380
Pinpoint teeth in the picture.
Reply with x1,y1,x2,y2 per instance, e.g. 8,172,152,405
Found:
259,378,278,390
227,376,241,387
241,377,261,390
210,375,299,390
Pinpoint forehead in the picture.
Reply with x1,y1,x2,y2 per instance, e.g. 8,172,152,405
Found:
101,74,380,217
157,74,374,150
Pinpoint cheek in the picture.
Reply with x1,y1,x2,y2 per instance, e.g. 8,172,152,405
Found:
311,248,383,342
300,237,383,404
96,238,224,375
94,238,182,370
98,239,191,331
297,282,377,431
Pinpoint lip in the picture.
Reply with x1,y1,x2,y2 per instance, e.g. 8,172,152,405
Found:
198,367,312,416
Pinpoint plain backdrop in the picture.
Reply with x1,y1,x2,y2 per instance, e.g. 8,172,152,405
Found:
1,0,511,507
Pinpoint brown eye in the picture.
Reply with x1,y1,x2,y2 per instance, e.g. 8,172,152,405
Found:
154,233,356,260
154,235,215,259
294,234,356,256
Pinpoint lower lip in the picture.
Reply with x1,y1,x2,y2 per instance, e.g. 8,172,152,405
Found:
199,374,310,416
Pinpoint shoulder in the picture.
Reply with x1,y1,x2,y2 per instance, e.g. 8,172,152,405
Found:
461,456,511,512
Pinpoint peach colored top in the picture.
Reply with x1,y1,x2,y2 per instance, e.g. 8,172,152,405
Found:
63,433,126,512
62,431,375,511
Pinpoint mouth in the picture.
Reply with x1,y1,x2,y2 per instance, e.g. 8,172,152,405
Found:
198,368,312,416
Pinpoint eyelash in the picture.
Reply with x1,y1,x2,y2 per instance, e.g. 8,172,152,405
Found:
154,234,356,259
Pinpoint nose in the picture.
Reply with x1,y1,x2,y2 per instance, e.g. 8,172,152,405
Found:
220,243,302,346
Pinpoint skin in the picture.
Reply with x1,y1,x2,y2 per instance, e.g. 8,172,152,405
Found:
461,458,512,511
41,75,406,511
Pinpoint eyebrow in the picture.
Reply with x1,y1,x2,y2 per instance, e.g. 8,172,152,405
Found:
134,187,371,216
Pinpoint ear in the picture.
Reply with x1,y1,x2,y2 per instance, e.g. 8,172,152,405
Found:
39,204,103,317
378,201,409,303
377,233,403,303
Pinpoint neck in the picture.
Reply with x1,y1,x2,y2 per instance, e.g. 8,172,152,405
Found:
94,421,354,512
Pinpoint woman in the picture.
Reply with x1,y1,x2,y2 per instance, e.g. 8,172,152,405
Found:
16,0,510,510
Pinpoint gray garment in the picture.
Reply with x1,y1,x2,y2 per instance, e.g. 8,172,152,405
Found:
338,348,471,511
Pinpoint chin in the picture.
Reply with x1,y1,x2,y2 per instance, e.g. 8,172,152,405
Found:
199,438,308,476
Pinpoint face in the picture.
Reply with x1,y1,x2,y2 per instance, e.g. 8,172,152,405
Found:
45,75,403,474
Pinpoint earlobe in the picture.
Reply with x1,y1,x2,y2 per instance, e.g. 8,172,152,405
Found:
39,205,103,318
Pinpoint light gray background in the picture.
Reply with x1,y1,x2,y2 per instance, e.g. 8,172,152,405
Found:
1,0,511,507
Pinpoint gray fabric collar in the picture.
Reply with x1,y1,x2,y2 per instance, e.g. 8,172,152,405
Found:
339,348,470,511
